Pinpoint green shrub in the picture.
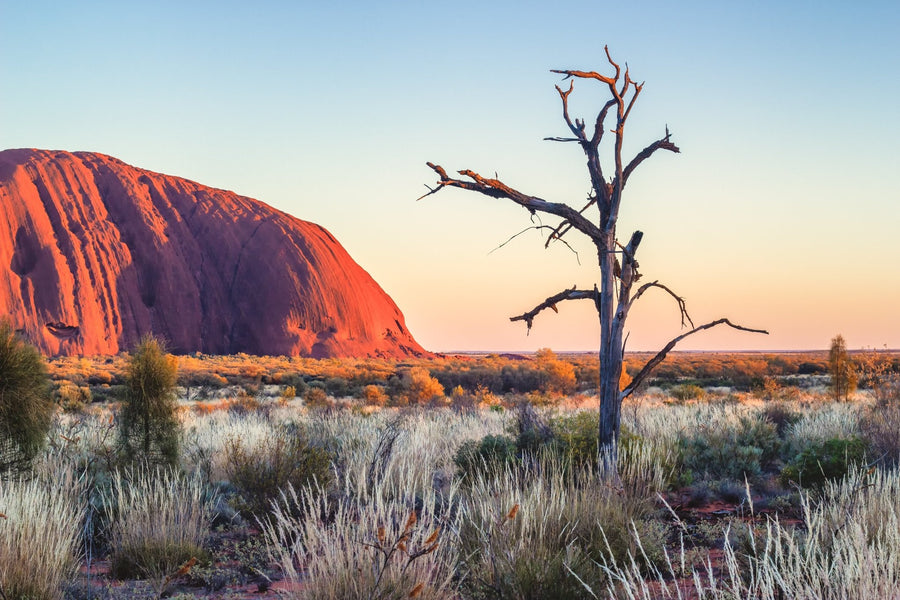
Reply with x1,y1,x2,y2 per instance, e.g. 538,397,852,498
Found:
549,410,599,467
223,425,333,517
0,321,55,474
680,416,780,482
780,437,869,488
454,435,517,481
512,402,553,456
324,377,351,398
118,336,180,468
669,383,706,402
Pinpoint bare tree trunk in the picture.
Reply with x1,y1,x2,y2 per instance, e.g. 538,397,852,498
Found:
598,233,620,469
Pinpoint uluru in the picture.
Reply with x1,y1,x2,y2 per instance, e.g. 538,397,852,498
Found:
0,148,427,358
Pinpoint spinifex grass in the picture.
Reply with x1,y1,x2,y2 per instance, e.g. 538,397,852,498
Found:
104,467,212,585
595,466,900,599
0,471,84,600
457,442,671,600
263,477,459,600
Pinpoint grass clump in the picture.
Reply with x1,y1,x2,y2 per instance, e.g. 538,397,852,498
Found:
457,442,671,600
0,472,84,600
104,468,212,582
223,423,333,517
0,320,55,474
264,479,457,600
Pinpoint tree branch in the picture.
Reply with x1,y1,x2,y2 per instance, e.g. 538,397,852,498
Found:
550,68,615,86
422,162,603,240
620,319,769,400
590,99,617,146
544,196,597,249
621,125,680,186
490,224,580,264
629,280,694,328
554,81,587,141
510,286,599,332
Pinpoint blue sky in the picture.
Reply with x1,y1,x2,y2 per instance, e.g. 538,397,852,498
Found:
2,1,899,351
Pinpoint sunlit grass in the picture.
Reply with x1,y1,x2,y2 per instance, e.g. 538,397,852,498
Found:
0,470,84,600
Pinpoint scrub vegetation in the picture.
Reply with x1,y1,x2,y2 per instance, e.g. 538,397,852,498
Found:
1,346,899,598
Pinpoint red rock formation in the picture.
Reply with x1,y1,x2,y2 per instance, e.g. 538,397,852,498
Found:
0,148,427,357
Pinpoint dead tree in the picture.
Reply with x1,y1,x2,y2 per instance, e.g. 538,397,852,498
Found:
421,47,767,471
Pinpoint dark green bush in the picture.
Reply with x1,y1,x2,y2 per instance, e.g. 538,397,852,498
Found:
224,426,333,517
118,336,180,468
549,411,599,467
324,376,351,398
0,321,55,474
680,416,780,482
454,435,517,480
780,437,868,489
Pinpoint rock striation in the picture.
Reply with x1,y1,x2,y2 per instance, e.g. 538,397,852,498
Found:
0,148,426,357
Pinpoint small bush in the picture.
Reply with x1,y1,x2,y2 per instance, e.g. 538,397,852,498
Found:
303,385,330,408
223,425,333,517
680,416,780,482
403,367,445,405
229,390,261,415
324,377,351,398
454,435,517,480
513,402,553,456
362,384,389,406
280,385,296,402
0,321,55,474
780,437,869,489
55,383,92,413
118,336,180,468
669,383,706,402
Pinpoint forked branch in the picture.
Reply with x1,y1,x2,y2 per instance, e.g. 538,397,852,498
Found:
511,286,600,332
629,280,694,328
421,163,603,240
544,196,597,249
620,319,769,399
621,126,680,186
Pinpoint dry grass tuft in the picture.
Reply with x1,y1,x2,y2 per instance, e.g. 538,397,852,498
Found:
0,471,84,600
104,467,212,588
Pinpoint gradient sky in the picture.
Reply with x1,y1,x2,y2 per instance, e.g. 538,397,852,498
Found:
2,1,898,352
